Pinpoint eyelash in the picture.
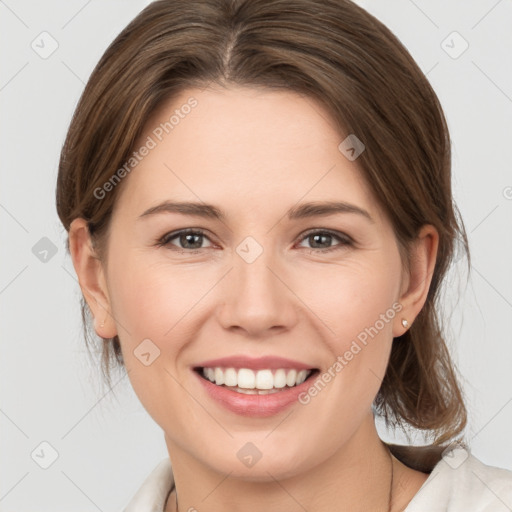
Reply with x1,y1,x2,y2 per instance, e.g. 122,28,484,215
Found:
155,228,354,254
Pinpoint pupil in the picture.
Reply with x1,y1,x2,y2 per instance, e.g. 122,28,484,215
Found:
312,234,330,248
182,233,201,248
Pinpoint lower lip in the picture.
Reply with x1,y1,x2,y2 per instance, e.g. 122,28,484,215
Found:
194,370,318,418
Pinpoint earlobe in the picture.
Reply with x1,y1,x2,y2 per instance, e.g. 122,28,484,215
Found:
68,218,117,338
394,225,439,337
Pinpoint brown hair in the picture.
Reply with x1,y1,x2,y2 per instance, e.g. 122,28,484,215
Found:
56,0,469,446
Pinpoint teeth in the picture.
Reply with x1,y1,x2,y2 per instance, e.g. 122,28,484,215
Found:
274,369,287,388
214,367,224,385
224,367,237,387
256,369,273,389
205,367,215,381
286,369,297,387
201,367,312,390
238,368,256,389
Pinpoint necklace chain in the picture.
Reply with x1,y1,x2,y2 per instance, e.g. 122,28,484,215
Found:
172,447,395,512
387,446,395,512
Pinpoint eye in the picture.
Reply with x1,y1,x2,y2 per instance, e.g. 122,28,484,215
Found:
156,229,213,252
156,228,353,254
296,229,353,253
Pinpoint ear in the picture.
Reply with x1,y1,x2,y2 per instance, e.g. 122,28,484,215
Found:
68,218,118,339
393,224,439,337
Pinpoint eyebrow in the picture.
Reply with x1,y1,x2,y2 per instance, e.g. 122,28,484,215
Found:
138,200,374,223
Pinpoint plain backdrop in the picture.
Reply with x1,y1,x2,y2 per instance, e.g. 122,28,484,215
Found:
1,1,511,510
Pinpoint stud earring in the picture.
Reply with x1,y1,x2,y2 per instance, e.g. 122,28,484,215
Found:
401,318,410,329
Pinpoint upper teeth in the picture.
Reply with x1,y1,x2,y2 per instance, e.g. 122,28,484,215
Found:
202,367,311,390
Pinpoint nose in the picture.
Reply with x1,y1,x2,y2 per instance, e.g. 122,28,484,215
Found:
216,244,299,338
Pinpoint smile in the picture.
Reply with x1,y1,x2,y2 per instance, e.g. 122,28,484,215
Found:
196,367,317,394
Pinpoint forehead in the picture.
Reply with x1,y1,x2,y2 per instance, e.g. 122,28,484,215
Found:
114,85,382,224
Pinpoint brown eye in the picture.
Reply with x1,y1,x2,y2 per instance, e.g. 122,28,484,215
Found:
297,230,353,253
158,229,212,251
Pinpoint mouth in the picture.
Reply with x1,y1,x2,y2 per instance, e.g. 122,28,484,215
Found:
194,366,320,395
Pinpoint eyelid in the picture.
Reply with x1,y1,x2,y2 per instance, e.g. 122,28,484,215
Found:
298,228,353,244
156,227,354,252
157,228,214,249
295,228,353,252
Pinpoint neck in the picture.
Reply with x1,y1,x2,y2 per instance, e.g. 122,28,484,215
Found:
165,414,396,512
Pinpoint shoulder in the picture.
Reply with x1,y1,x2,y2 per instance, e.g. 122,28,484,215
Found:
403,447,512,511
123,457,175,512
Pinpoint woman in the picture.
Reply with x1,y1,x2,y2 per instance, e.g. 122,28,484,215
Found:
56,0,512,510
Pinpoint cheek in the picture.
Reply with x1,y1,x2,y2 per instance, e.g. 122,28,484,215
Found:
301,259,400,401
108,244,401,364
102,239,402,467
106,256,200,426
108,254,214,346
303,257,400,344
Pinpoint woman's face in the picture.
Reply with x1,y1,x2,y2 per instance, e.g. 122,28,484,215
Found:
93,86,413,478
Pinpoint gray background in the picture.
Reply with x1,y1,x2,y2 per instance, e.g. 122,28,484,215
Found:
1,0,511,510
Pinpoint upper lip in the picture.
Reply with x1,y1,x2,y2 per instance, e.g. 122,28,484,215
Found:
194,355,317,371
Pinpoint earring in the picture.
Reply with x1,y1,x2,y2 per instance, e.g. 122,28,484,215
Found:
401,318,410,329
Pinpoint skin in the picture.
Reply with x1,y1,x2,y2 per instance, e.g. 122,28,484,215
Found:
70,85,437,511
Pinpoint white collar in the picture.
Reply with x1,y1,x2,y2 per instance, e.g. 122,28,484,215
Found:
123,457,174,512
123,452,512,511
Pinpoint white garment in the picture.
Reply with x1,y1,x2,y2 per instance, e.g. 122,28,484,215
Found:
123,450,512,511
